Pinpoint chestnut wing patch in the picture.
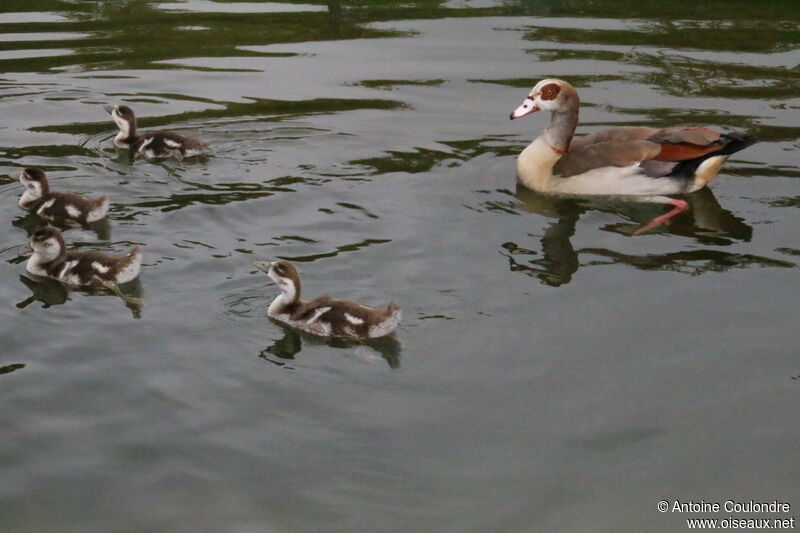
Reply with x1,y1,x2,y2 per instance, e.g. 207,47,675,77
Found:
648,127,724,162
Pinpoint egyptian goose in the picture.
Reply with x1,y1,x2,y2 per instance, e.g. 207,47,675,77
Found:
510,79,756,233
255,260,402,339
104,104,209,159
18,167,110,225
26,226,141,287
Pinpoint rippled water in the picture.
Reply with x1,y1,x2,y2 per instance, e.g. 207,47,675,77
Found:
1,1,798,531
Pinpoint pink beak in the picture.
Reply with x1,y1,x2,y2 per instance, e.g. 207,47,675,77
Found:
509,97,539,120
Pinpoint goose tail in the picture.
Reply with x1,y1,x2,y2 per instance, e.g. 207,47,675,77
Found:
115,246,142,284
87,196,110,222
369,302,402,338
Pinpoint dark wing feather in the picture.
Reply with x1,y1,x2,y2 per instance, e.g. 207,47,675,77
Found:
62,251,128,285
154,131,209,151
41,192,97,221
290,294,335,321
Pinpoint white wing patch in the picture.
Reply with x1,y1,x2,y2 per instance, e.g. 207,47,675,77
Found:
164,138,182,149
58,260,78,281
344,313,364,325
91,261,110,274
38,198,56,212
138,138,155,157
306,307,331,324
65,204,82,219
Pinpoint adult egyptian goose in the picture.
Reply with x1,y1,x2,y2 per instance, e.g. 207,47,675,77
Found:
510,79,756,233
104,104,209,159
255,260,402,339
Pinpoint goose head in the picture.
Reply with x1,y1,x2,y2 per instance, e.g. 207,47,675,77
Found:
19,167,50,202
30,226,66,263
255,260,301,302
104,104,137,136
510,78,579,119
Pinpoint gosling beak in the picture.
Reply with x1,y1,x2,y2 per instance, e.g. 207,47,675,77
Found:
253,261,272,274
509,97,539,120
103,105,115,115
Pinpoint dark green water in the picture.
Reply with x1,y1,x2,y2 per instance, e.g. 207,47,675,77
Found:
1,1,798,531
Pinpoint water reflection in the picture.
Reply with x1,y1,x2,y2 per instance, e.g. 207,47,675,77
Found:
12,210,112,241
0,363,26,376
16,273,144,317
578,248,795,275
0,0,411,73
30,97,404,139
524,21,796,54
16,274,69,308
499,186,794,286
260,322,402,369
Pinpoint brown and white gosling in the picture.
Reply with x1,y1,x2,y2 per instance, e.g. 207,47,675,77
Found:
254,260,401,339
104,104,209,159
26,226,141,287
18,167,109,225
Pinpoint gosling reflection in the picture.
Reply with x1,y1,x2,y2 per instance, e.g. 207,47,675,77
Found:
502,185,776,286
0,363,26,376
260,322,402,369
16,274,69,308
16,273,144,318
13,211,112,241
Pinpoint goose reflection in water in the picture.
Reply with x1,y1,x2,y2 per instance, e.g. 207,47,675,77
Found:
0,363,26,376
501,185,792,286
259,322,402,369
13,211,112,242
16,273,144,318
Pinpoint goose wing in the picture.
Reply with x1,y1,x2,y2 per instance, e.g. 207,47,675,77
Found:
556,126,725,178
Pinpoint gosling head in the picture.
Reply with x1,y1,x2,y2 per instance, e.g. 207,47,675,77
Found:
30,226,65,263
255,260,301,302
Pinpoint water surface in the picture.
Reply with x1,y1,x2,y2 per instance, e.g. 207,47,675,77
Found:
1,1,798,531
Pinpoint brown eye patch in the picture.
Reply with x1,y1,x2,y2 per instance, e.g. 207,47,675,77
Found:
540,83,560,101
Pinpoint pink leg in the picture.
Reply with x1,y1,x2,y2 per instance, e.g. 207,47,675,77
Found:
633,198,689,235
